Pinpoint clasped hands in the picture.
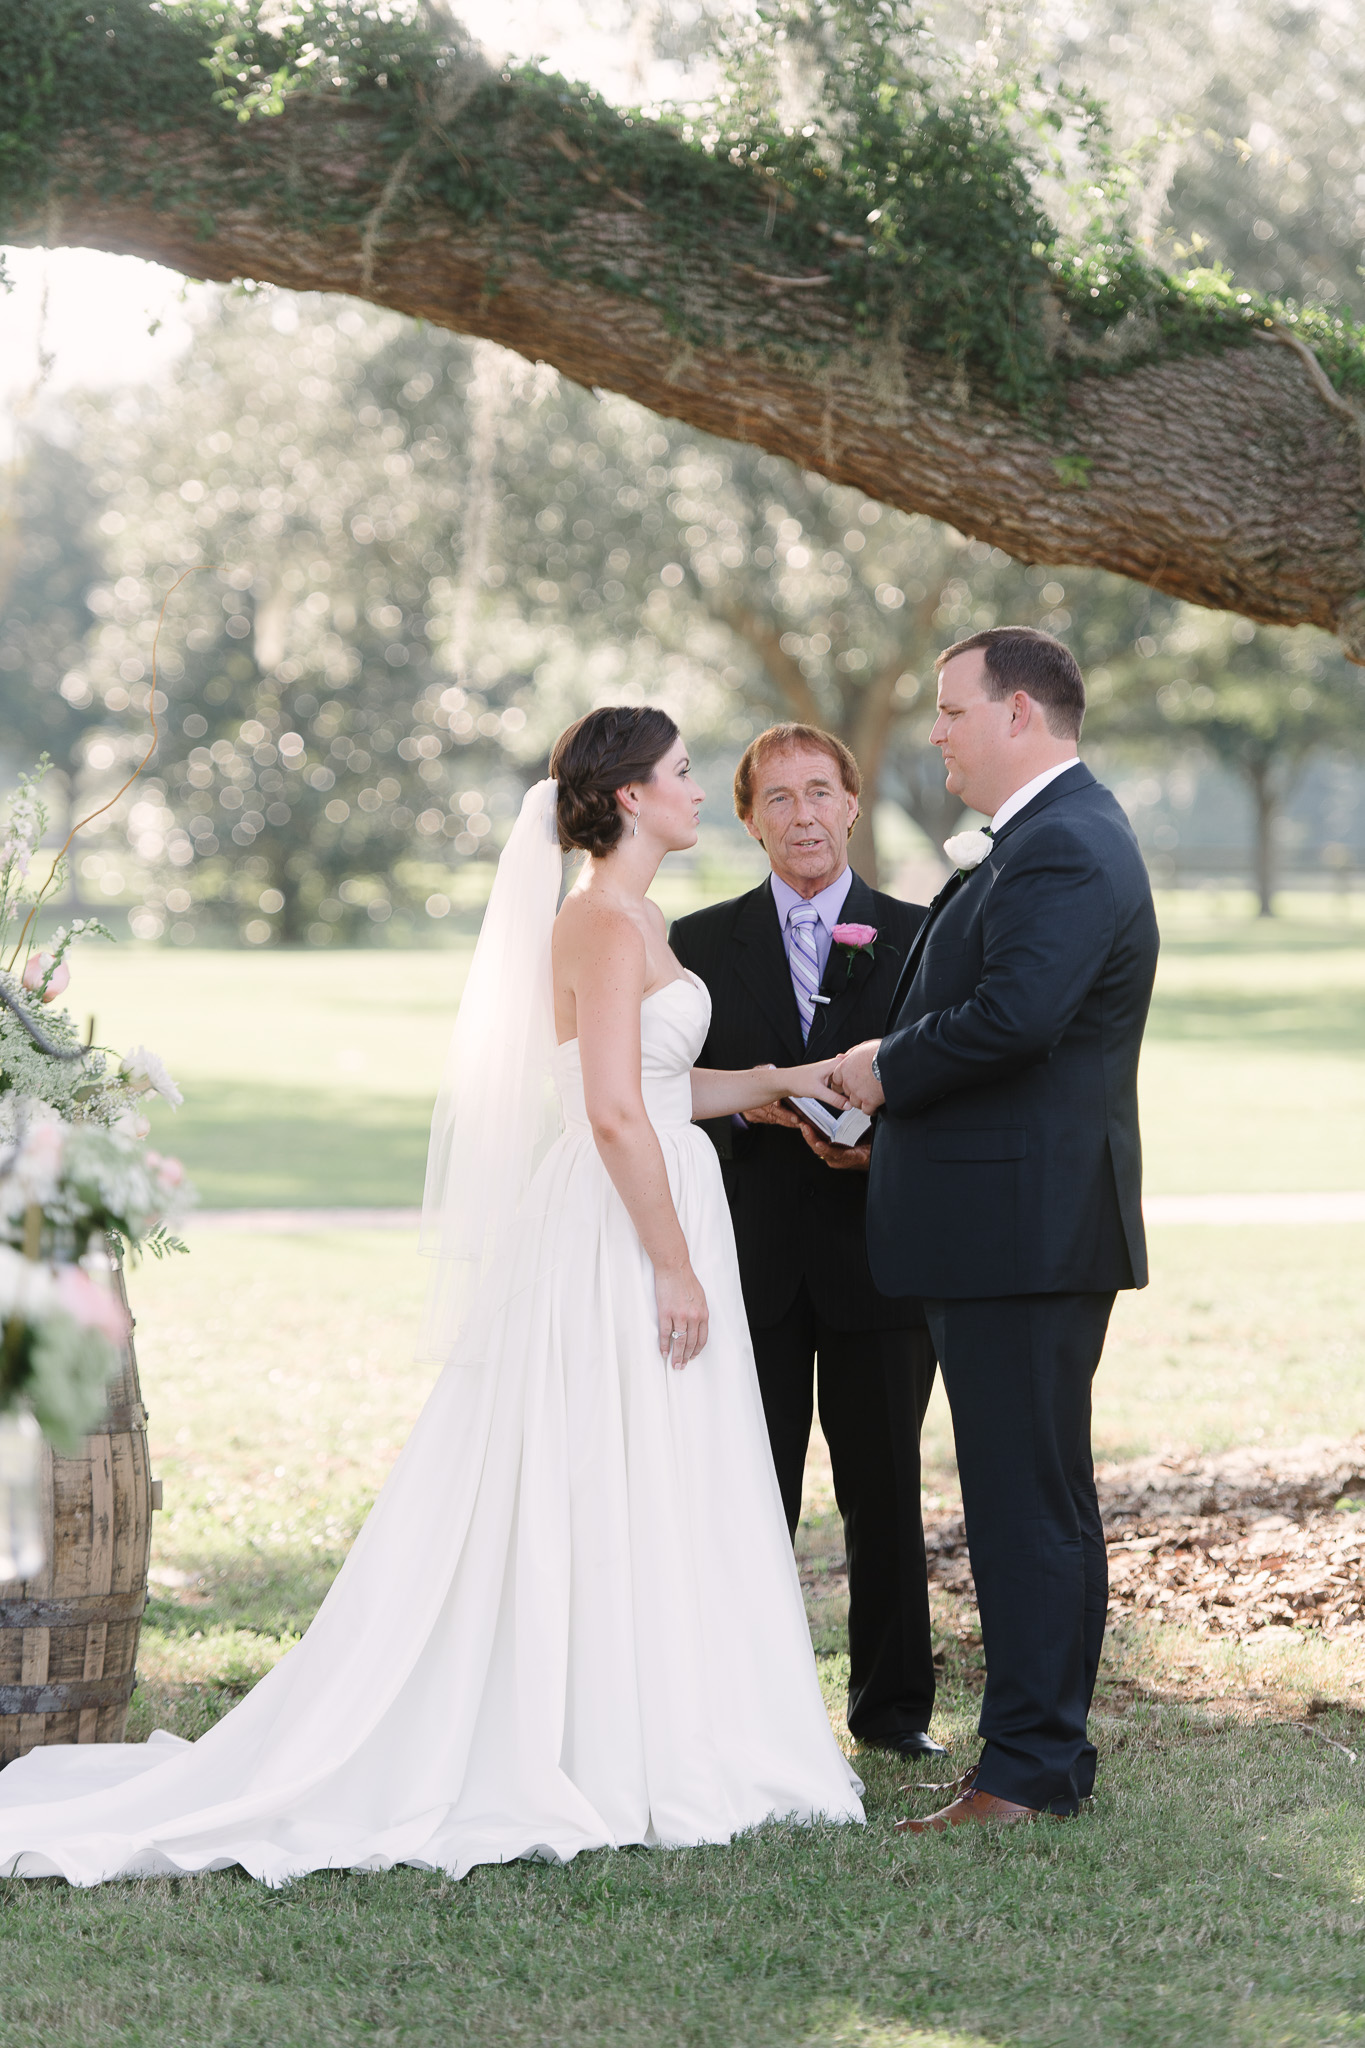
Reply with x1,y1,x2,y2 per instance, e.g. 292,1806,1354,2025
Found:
743,1039,886,1172
827,1039,885,1115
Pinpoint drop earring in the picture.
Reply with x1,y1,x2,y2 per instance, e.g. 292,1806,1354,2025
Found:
632,813,639,837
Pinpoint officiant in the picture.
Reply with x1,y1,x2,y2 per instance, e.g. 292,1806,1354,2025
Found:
670,725,942,1759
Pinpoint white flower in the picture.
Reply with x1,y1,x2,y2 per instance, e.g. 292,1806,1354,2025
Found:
943,828,995,873
119,1044,183,1108
0,1104,67,1219
0,1244,60,1321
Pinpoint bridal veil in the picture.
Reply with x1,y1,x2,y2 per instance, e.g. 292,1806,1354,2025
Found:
417,778,565,1361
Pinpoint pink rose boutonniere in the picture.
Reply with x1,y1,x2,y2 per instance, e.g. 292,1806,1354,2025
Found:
830,922,878,981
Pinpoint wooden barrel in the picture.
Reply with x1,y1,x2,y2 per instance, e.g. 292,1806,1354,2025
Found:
0,1261,159,1763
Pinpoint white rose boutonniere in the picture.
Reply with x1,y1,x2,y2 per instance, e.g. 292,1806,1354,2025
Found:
943,828,994,876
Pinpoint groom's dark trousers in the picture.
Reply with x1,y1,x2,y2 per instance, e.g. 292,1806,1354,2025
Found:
671,872,939,1745
868,766,1159,1814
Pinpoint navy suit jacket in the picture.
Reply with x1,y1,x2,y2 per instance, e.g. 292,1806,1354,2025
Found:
867,765,1159,1301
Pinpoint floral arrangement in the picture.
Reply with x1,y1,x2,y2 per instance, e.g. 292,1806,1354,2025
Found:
0,761,193,1465
0,1243,129,1455
0,1106,189,1264
0,1108,190,1455
1,761,184,1135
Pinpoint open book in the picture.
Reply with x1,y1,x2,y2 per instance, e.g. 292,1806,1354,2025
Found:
787,1097,872,1148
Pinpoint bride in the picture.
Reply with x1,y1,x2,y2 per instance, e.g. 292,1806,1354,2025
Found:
0,705,864,1886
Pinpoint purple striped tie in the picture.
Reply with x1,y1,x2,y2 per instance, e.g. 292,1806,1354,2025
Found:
787,903,822,1042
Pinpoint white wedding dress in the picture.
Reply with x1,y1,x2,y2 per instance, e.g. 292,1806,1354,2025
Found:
0,970,862,1885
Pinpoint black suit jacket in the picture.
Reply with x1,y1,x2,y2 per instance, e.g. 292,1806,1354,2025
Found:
867,765,1159,1302
671,872,928,1333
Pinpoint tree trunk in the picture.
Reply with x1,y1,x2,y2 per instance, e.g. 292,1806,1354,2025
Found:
886,743,964,859
846,800,879,889
706,598,824,730
8,30,1364,658
844,660,908,890
1247,761,1278,917
276,875,308,947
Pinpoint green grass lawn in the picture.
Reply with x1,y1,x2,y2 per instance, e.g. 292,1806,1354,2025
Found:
3,893,1363,2045
66,946,469,1207
116,1220,1365,1712
1140,894,1365,1193
2,1710,1361,2048
63,890,1365,1207
0,1216,1340,2047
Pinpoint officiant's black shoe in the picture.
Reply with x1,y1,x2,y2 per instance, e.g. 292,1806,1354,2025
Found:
861,1730,947,1761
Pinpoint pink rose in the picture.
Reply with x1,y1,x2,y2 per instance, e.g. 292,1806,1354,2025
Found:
56,1263,130,1347
21,953,70,1003
831,923,878,949
157,1156,186,1189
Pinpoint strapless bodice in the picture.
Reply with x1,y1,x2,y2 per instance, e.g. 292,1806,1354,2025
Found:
553,970,711,1134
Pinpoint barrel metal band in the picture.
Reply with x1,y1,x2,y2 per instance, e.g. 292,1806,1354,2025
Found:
87,1406,148,1436
0,1591,148,1629
0,1670,137,1715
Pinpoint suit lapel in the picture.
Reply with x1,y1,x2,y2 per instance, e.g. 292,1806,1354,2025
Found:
806,872,878,1055
732,880,805,1062
885,869,966,1023
883,766,1097,1023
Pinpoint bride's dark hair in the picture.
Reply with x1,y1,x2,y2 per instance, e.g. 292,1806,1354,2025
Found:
550,706,680,856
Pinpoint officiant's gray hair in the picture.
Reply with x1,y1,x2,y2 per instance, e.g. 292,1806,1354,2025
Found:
937,627,1086,740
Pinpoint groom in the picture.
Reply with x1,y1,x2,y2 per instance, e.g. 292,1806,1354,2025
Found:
836,627,1159,1827
670,724,943,1760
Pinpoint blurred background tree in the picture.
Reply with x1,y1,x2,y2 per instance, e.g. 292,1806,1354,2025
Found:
984,0,1365,315
0,438,107,887
1090,612,1365,915
26,299,535,945
2,0,1364,933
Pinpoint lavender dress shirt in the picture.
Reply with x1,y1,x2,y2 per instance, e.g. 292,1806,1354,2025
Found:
769,866,856,987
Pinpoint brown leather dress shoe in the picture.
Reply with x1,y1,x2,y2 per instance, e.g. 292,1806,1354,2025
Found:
896,1785,1041,1834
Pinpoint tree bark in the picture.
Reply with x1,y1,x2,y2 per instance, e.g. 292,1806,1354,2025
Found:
12,74,1365,657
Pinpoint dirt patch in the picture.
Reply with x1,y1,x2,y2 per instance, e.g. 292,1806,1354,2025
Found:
918,1436,1365,1642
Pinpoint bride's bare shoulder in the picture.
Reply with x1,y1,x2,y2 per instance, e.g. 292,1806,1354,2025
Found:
554,892,647,981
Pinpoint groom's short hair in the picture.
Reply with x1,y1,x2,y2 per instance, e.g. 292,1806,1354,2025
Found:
733,723,861,822
936,627,1086,740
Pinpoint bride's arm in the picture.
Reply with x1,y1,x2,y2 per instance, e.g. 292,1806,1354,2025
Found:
569,915,709,1365
689,1062,846,1121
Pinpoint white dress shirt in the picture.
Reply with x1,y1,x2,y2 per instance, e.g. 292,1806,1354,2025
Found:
989,758,1082,836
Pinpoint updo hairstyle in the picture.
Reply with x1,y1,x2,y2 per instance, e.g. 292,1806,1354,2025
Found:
549,706,680,856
